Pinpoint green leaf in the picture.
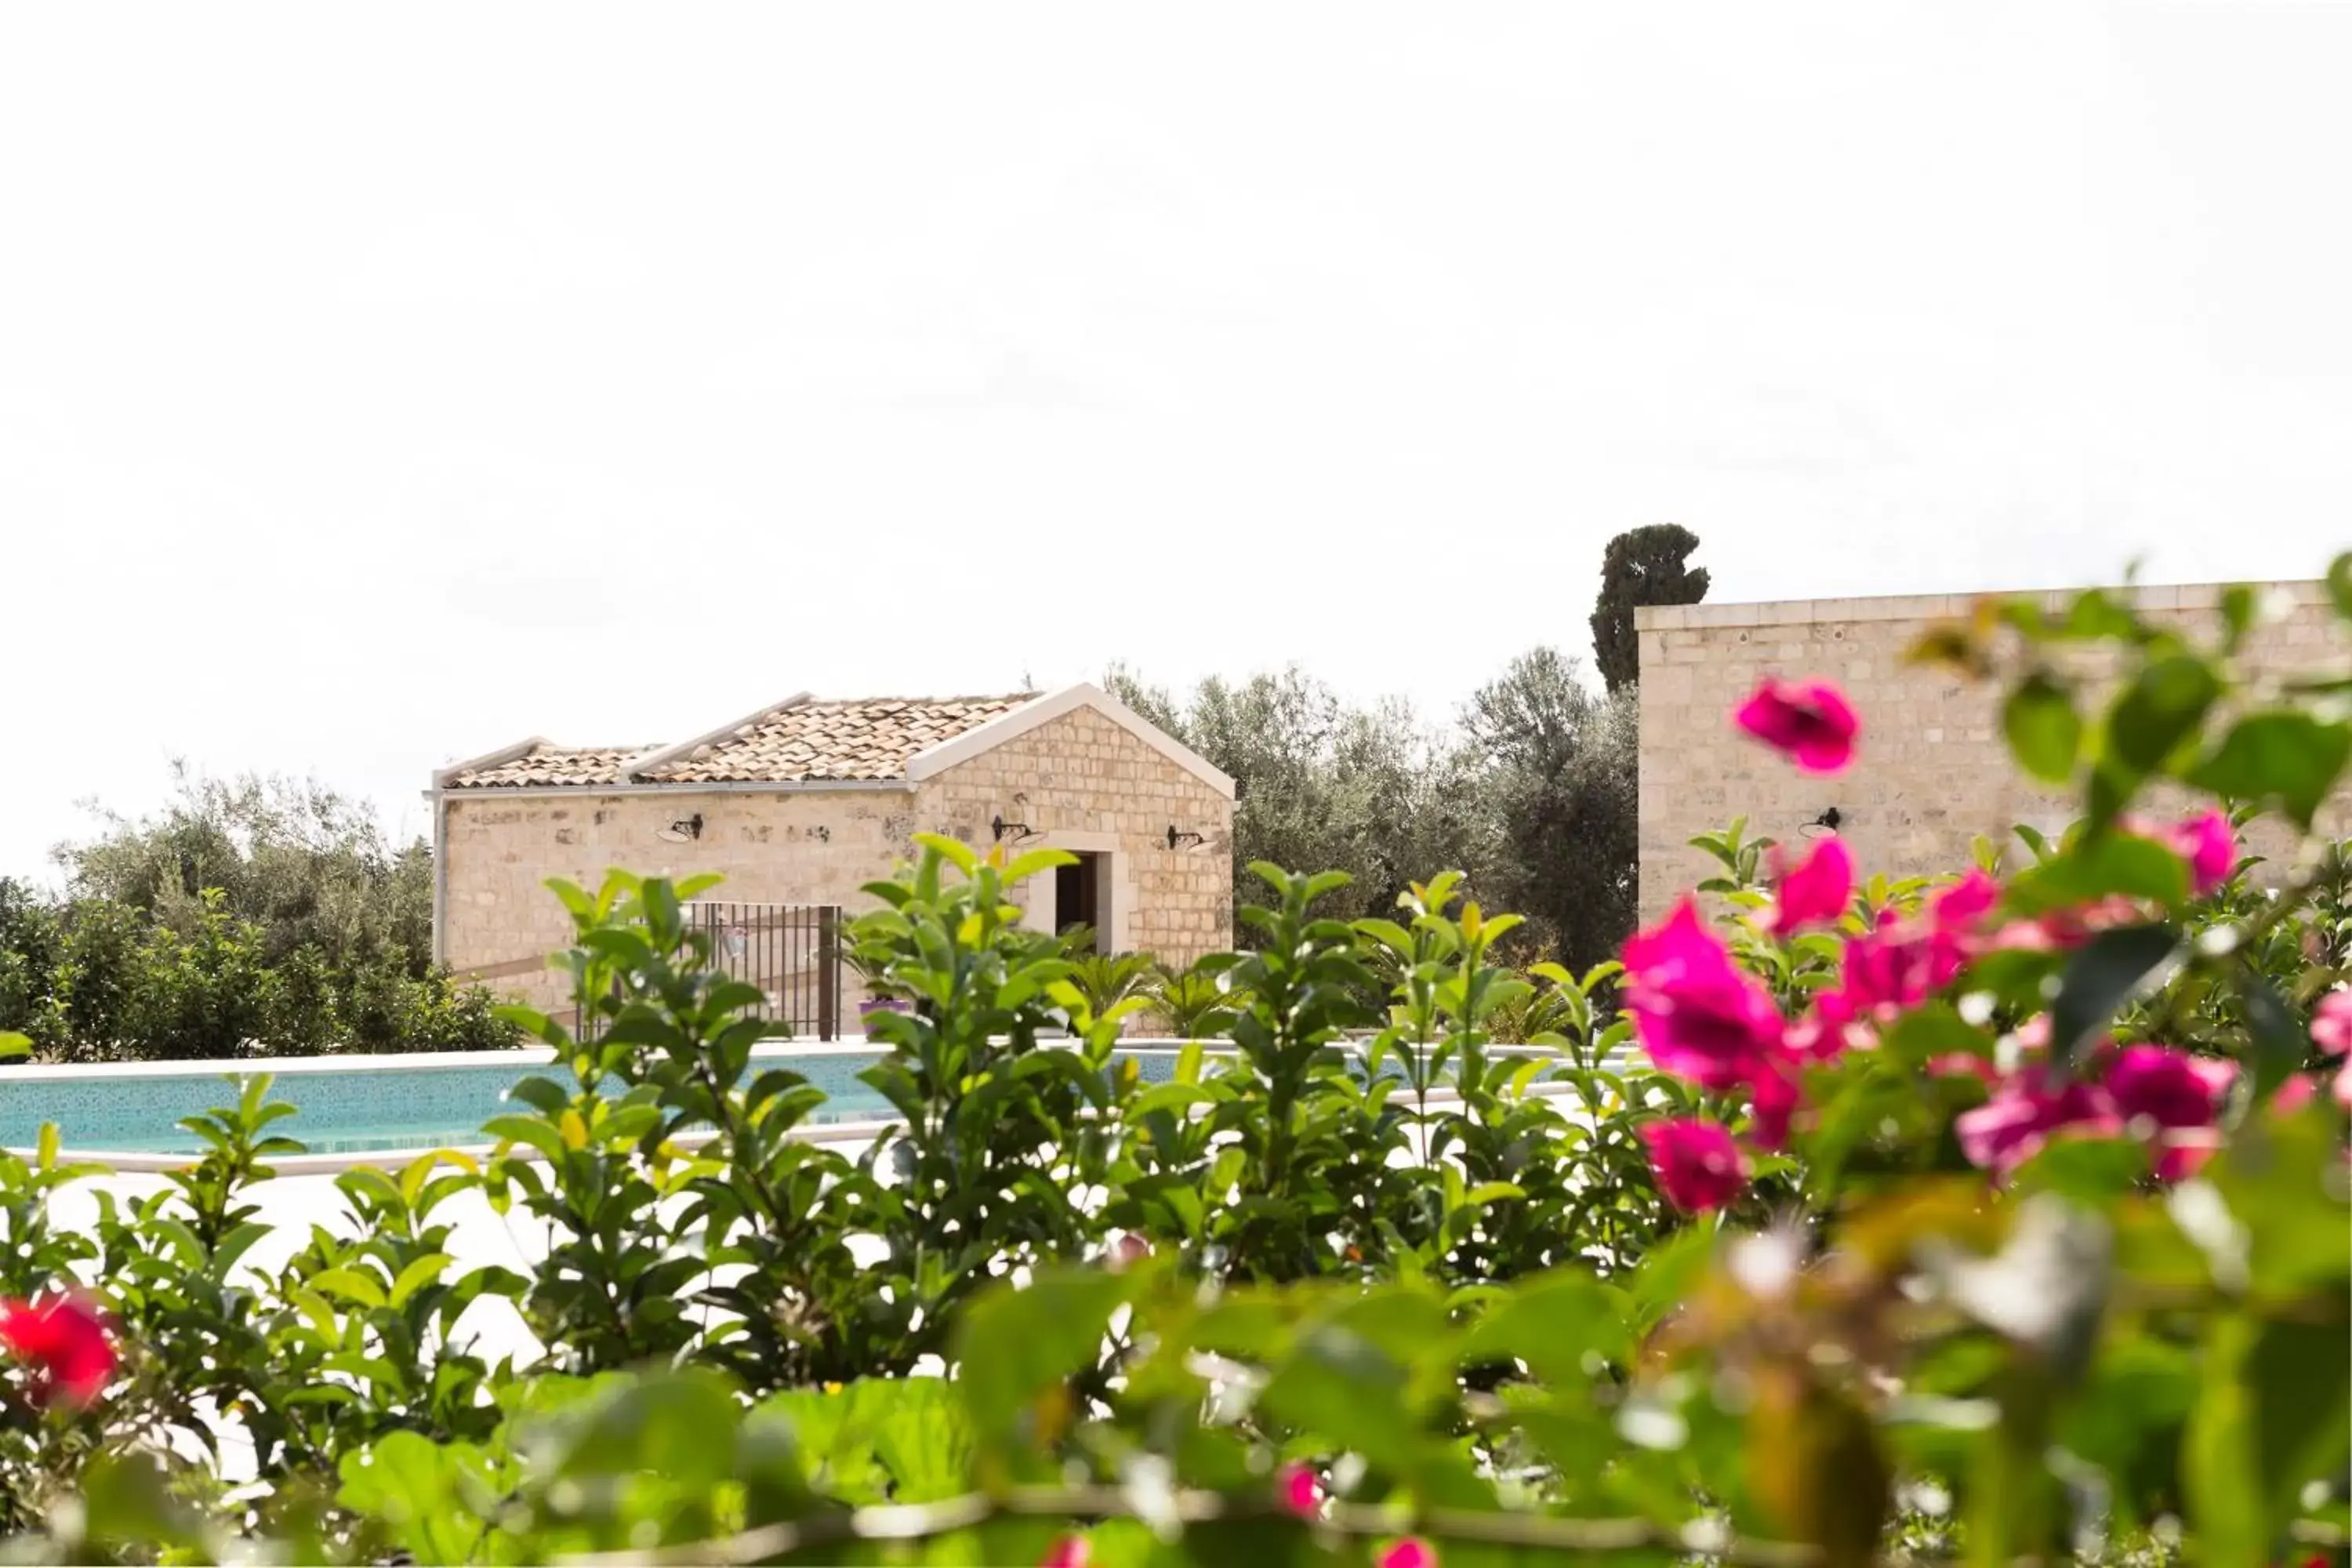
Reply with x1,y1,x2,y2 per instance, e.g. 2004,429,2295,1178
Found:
2188,711,2352,832
2328,553,2352,622
2048,924,2178,1073
2007,834,2190,915
953,1269,1130,1441
0,1032,29,1062
2003,673,2082,786
548,1370,746,1490
389,1253,456,1309
2239,974,2304,1102
2248,1312,2352,1536
479,1113,564,1160
2107,653,2222,774
307,1266,390,1309
1258,1321,1417,1472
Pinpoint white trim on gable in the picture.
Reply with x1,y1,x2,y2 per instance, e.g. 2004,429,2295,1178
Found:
432,737,550,789
904,683,1236,799
622,691,815,780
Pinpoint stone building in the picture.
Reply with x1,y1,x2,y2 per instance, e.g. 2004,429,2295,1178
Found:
1635,580,2350,920
428,684,1236,1017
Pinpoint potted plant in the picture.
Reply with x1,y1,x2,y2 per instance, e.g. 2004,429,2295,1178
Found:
845,947,909,1025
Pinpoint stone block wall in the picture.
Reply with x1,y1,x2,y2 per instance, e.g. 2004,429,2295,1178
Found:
914,706,1236,967
437,706,1236,1017
438,786,918,1014
1636,582,2350,921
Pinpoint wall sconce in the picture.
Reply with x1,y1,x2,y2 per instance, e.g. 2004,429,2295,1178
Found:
1802,806,1842,837
656,813,704,844
1166,825,1207,851
992,815,1037,843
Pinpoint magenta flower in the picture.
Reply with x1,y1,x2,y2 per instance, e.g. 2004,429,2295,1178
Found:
1038,1535,1091,1568
2106,1045,2235,1180
1377,1538,1438,1568
1770,836,1853,935
1641,1118,1749,1212
1735,679,1860,774
1929,869,2002,932
1277,1463,1322,1518
2107,1046,2234,1128
1836,911,1967,1021
1621,901,1786,1090
1955,1069,2122,1176
2162,809,2238,895
2312,991,2352,1058
1746,1062,1802,1152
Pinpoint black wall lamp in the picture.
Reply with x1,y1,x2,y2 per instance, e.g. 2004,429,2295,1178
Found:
656,812,704,844
1166,825,1207,851
992,815,1037,844
1802,806,1842,837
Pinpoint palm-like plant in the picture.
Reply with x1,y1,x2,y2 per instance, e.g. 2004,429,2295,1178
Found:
1145,961,1250,1040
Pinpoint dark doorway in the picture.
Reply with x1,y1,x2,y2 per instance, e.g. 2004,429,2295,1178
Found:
1055,852,1103,949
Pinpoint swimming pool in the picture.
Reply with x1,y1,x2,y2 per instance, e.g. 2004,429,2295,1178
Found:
0,1044,1189,1158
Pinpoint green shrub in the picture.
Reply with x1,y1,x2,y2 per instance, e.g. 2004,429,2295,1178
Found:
0,568,2345,1564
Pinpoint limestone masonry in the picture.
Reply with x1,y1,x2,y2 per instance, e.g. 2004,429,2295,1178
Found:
1636,582,2350,921
431,687,1236,1019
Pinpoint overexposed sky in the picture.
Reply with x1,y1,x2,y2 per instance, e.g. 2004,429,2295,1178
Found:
3,3,2348,877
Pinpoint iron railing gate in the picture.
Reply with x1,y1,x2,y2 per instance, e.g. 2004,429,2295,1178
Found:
575,901,843,1042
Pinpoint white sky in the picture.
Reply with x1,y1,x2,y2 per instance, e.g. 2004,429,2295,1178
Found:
3,3,2348,878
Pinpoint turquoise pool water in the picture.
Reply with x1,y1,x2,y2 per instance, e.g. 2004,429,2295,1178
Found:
0,1050,1185,1157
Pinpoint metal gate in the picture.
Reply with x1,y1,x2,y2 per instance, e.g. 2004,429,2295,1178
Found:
573,902,844,1043
693,902,844,1040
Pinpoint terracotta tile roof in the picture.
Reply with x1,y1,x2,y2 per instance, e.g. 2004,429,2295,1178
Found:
648,694,1038,783
446,745,659,790
444,693,1042,789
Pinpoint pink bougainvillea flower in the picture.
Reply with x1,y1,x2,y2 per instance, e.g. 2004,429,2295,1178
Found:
1955,1069,2122,1177
2270,1073,2320,1116
0,1294,115,1407
1769,835,1853,935
1929,869,2002,932
2105,1046,2235,1180
1836,912,1968,1021
2168,808,2238,895
1746,1061,1803,1152
1926,1052,1998,1083
2106,1046,2235,1131
1735,678,1860,774
1038,1535,1091,1568
1641,1118,1749,1212
1377,1538,1438,1568
1785,988,1864,1062
2335,1059,2352,1112
2312,990,2352,1058
1277,1463,1323,1519
1621,900,1788,1091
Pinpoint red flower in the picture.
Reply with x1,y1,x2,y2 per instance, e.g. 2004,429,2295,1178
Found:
0,1294,115,1407
1377,1538,1438,1568
1769,836,1853,935
2106,1046,2235,1181
1735,679,1860,774
1621,900,1787,1091
1956,1068,2122,1176
1640,1118,1748,1212
1277,1462,1323,1518
2312,990,2352,1058
1039,1534,1091,1568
